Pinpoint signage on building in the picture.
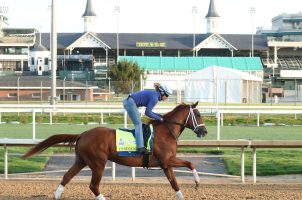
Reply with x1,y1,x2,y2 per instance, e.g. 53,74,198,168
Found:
136,42,166,48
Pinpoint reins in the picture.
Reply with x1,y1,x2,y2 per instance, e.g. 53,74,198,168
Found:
162,106,205,139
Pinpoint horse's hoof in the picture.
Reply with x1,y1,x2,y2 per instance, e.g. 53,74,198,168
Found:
54,185,64,199
195,183,200,190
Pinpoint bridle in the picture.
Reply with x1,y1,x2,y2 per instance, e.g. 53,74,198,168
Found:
163,105,205,139
184,106,205,132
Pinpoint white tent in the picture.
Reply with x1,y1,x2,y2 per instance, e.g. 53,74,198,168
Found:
184,66,262,104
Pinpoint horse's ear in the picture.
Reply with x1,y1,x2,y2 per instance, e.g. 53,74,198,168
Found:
192,101,199,108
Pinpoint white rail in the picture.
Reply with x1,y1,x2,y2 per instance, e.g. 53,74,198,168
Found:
2,139,302,183
1,107,302,140
1,104,302,110
1,139,248,182
216,109,302,140
0,139,116,180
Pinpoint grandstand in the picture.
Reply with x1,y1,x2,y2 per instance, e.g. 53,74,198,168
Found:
262,56,302,69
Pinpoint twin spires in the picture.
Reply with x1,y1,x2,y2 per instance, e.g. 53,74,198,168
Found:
81,0,220,33
205,0,220,33
82,0,97,32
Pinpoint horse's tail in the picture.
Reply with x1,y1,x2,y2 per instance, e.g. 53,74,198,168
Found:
21,134,80,159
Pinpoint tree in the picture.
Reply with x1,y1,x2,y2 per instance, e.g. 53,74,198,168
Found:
109,60,145,94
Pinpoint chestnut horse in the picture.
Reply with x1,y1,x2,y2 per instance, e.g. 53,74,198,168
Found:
22,102,207,200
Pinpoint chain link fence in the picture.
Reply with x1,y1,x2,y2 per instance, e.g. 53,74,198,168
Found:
0,78,302,105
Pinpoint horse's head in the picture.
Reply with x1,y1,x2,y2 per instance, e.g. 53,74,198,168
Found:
159,102,208,139
184,102,208,138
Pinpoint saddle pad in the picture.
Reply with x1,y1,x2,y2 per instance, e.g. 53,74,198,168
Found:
116,124,153,152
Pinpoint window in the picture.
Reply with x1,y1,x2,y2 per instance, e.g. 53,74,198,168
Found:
32,93,41,99
21,48,29,55
44,58,49,65
31,57,34,65
7,48,16,54
60,94,67,101
8,93,17,98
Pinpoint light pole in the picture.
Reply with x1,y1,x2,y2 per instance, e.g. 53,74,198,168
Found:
192,6,197,57
250,7,255,57
50,0,57,105
115,6,120,61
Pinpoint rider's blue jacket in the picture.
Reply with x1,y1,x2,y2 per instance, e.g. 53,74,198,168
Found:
129,90,162,120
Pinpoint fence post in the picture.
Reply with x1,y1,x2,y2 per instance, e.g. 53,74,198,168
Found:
241,147,245,183
124,110,127,128
112,162,116,181
216,110,221,141
4,144,8,179
101,112,104,124
253,147,257,183
132,167,136,181
32,110,36,140
50,112,53,125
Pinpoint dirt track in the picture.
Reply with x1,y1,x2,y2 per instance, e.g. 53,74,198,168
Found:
1,180,302,200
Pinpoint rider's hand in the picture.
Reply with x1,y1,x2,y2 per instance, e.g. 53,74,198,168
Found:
160,118,164,122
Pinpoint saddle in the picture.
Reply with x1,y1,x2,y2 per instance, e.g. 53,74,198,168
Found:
116,124,154,156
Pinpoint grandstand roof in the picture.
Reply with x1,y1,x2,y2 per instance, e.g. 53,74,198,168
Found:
119,56,263,71
36,33,268,51
32,43,48,52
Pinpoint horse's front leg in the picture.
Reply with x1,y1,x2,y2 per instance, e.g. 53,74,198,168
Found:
163,167,184,200
168,157,200,189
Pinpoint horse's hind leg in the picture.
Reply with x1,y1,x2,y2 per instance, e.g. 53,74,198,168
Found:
54,155,86,199
163,167,184,200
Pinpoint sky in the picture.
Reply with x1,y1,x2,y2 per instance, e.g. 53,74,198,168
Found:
1,0,301,34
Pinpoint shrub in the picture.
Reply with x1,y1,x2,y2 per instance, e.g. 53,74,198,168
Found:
36,114,44,124
82,115,88,125
19,115,28,124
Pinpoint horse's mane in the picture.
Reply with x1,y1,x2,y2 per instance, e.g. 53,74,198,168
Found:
163,103,188,118
149,103,189,124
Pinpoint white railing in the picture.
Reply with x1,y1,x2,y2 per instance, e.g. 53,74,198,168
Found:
2,104,302,109
0,107,170,139
216,109,302,140
0,139,248,182
2,139,302,183
1,106,302,142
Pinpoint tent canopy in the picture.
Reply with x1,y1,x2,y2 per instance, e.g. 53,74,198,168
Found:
119,56,263,71
184,66,262,103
